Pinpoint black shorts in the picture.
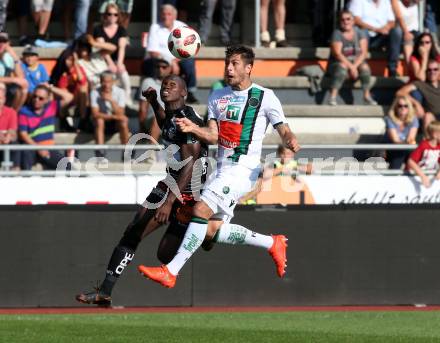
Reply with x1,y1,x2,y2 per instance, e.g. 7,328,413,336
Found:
146,182,196,239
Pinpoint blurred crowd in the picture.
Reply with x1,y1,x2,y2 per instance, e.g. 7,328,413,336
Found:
0,0,438,175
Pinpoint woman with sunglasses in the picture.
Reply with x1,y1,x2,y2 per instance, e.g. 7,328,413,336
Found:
384,95,419,169
93,2,132,105
408,32,440,82
327,10,376,106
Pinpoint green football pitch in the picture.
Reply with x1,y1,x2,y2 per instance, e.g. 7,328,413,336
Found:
2,311,440,343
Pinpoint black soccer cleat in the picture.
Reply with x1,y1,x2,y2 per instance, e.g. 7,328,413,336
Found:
75,288,112,307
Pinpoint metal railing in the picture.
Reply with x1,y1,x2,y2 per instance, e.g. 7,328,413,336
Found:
0,143,417,175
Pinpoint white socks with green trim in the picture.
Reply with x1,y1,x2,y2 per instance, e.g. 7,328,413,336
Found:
214,223,273,249
166,217,208,275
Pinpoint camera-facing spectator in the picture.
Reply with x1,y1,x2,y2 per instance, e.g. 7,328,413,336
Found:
384,95,418,169
396,59,440,134
18,84,74,170
0,33,28,111
56,50,89,129
143,4,199,104
407,121,440,188
76,34,117,89
408,33,440,82
390,0,422,68
138,57,171,142
0,82,20,169
93,2,132,105
260,0,288,47
349,0,397,76
327,10,376,106
21,45,49,93
90,71,129,157
97,0,133,29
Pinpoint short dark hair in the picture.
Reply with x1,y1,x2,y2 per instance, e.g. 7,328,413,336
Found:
225,45,255,66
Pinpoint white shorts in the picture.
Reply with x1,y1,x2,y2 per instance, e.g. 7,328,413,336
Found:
201,164,260,220
32,0,54,12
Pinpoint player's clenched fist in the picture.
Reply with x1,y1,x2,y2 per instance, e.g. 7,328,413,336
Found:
175,117,196,133
286,137,300,153
141,87,158,102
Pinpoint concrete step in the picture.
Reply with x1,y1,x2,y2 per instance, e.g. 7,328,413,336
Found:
130,75,408,89
13,45,402,61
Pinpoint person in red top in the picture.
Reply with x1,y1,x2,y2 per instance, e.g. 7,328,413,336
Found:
57,50,88,129
0,81,19,169
407,120,440,188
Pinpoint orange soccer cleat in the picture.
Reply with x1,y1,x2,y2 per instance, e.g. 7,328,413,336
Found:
268,235,288,278
138,265,177,288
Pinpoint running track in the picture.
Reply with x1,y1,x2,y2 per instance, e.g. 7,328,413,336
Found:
2,306,440,315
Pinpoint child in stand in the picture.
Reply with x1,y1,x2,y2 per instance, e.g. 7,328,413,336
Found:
407,121,440,188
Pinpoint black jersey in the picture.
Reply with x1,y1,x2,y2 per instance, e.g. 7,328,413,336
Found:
161,106,208,194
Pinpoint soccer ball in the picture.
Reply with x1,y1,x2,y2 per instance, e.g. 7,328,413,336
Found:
168,26,201,59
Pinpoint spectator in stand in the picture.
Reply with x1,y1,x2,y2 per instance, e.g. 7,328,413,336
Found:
21,45,49,93
396,59,440,134
408,33,440,82
390,0,421,67
349,0,397,76
97,0,133,29
18,83,73,170
56,50,89,129
76,34,117,89
407,121,440,188
138,57,171,142
260,0,288,47
32,0,55,41
273,144,312,176
93,2,132,105
327,10,376,106
384,95,418,169
17,0,32,46
0,82,20,169
143,4,199,104
425,0,439,46
0,33,29,111
198,0,236,46
63,0,92,40
0,0,8,32
90,71,129,157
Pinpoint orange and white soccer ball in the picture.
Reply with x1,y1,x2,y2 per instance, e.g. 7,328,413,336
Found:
168,26,201,59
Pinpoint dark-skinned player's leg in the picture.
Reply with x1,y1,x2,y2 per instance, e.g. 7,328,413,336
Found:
75,189,165,305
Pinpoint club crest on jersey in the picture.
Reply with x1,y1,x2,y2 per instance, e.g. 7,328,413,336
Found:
248,97,260,108
218,98,228,113
223,186,230,194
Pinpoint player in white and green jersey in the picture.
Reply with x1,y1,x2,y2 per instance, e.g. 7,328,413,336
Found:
138,45,300,288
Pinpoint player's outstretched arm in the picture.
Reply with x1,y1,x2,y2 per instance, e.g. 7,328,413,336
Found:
276,123,300,153
175,118,218,145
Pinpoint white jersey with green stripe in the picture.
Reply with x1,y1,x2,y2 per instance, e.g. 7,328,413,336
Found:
207,83,287,170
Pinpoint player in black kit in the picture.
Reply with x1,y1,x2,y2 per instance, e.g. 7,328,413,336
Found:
76,75,208,306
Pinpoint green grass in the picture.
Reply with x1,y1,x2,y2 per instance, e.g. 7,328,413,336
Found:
2,311,440,343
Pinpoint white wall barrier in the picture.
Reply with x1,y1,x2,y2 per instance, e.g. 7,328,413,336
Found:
1,174,439,205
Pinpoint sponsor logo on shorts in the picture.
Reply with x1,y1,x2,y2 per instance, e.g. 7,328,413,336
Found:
115,252,134,275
